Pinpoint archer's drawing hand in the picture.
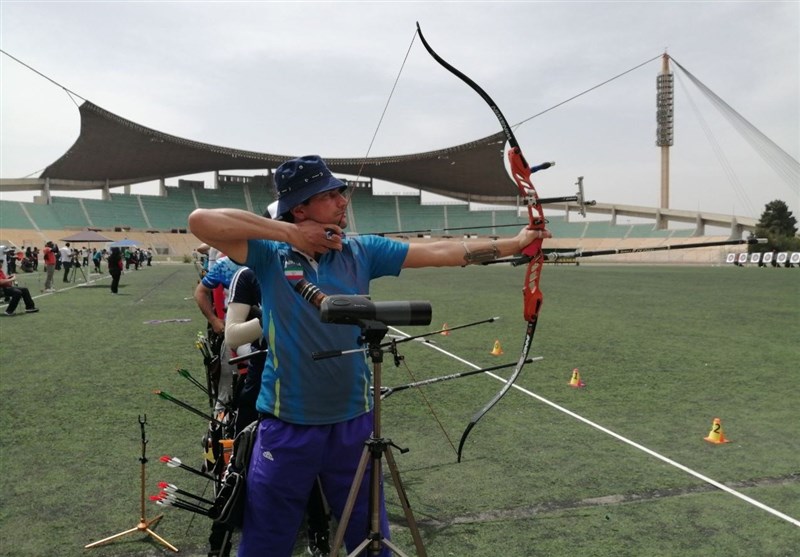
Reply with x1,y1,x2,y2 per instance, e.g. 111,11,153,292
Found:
293,220,344,257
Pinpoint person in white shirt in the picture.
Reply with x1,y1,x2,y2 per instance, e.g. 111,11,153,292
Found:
59,243,73,283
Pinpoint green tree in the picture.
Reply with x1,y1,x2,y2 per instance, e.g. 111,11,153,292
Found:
753,199,800,253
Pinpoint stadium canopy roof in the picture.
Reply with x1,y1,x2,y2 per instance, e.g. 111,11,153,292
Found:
38,101,519,204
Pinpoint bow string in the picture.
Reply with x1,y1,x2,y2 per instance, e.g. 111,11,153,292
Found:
416,22,547,462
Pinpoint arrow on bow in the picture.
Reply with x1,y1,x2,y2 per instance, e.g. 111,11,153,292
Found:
479,236,768,267
417,23,548,462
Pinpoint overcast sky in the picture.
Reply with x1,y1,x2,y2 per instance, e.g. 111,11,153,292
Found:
1,1,798,221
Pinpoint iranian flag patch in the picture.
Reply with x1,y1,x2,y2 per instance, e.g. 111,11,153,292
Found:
284,263,304,283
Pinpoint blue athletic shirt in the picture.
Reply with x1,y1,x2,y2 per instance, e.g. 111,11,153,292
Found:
201,256,242,290
245,235,409,425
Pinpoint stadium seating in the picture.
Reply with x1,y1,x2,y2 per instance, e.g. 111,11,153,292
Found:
0,185,714,262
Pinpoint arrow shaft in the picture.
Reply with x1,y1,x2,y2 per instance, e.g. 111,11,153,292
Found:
176,368,211,396
484,237,767,266
159,493,211,512
156,498,209,516
162,485,215,505
155,391,224,426
552,237,765,260
161,457,218,482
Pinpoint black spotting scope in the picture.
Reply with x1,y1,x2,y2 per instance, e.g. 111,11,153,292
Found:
320,295,432,326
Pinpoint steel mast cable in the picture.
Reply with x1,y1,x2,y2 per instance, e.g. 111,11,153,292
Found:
512,54,662,130
675,71,757,217
1,48,86,106
670,56,800,196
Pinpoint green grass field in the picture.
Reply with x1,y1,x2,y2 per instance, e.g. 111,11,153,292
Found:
1,262,798,556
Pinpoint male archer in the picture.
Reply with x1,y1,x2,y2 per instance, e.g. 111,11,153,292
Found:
189,154,548,556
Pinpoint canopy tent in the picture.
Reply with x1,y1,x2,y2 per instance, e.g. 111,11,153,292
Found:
60,230,114,243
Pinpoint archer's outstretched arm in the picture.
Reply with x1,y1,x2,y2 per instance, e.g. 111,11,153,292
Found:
403,227,550,269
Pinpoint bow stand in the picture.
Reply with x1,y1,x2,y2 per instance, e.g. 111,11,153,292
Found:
85,415,178,552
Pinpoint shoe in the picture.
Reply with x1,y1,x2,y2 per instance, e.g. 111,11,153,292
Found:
306,530,330,557
25,308,39,313
2,311,14,317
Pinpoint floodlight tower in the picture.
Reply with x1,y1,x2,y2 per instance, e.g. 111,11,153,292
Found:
656,52,674,229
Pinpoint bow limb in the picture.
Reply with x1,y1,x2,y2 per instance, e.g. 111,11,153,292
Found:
417,23,547,461
456,319,537,462
416,23,520,152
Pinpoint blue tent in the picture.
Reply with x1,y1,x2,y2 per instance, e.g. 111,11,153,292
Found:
108,239,142,248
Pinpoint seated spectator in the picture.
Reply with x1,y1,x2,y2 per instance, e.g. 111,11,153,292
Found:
0,269,39,316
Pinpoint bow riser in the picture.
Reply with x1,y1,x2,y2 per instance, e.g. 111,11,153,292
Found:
524,257,544,322
508,149,545,243
508,148,546,322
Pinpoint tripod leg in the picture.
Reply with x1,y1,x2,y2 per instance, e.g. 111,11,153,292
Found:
345,525,413,557
330,444,371,556
145,528,179,552
84,526,141,548
380,539,413,557
384,447,428,557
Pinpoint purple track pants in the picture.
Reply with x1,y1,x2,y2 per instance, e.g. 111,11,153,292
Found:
237,412,391,556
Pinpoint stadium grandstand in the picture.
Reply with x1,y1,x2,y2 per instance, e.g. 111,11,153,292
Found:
1,175,740,265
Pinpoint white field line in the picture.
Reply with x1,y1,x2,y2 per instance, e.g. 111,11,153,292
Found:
389,325,800,528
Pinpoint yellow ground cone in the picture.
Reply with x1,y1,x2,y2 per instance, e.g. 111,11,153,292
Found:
568,368,585,388
704,418,731,444
440,323,450,336
490,340,503,356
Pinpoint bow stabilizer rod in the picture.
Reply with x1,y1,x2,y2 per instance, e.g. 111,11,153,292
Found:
381,357,542,399
383,316,500,346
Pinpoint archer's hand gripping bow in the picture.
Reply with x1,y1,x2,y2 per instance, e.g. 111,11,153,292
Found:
416,23,547,462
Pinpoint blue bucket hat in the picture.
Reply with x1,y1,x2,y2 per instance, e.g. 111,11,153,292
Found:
275,155,345,216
